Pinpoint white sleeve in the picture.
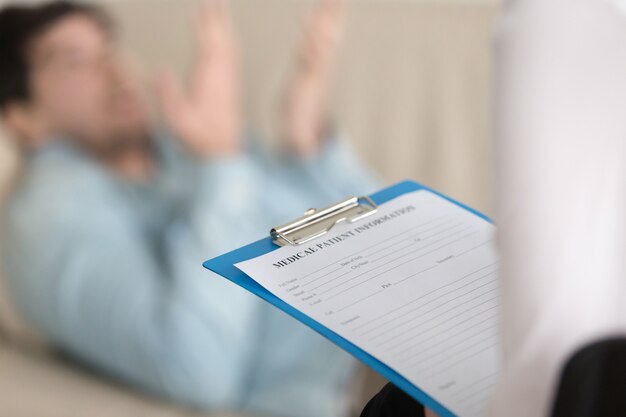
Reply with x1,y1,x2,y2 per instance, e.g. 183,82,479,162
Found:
493,0,626,416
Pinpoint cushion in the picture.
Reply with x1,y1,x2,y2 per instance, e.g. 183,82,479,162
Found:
0,129,49,351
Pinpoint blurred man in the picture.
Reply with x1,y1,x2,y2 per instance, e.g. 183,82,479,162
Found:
0,1,377,416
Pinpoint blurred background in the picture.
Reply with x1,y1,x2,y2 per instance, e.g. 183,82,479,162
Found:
0,0,497,415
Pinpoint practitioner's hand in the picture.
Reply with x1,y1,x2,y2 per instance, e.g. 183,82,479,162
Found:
425,408,441,417
157,0,241,157
281,0,344,157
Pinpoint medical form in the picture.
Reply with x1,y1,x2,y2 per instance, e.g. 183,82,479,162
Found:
205,183,500,417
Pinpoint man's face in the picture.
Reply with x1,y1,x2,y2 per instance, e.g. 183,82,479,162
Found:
27,13,148,152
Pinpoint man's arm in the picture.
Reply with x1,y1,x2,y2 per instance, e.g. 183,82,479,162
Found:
5,167,260,410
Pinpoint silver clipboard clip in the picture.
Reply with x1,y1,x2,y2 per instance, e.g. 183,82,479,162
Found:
270,195,378,246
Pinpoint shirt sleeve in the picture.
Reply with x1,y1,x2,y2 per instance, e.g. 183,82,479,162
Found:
4,158,263,411
271,133,383,202
303,134,383,198
4,136,368,416
493,1,626,416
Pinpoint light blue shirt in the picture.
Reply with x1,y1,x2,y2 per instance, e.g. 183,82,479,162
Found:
2,133,380,417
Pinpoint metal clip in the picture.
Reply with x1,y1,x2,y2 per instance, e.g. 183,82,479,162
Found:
271,195,378,246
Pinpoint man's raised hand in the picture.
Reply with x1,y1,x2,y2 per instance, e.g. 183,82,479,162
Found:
281,0,345,157
157,0,241,157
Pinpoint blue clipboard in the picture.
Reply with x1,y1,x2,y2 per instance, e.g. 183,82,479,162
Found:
203,179,492,417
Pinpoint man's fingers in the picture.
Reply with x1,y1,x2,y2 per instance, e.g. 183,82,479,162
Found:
315,0,345,26
296,0,344,73
155,70,187,122
314,0,344,45
194,2,217,51
195,0,234,53
305,0,345,51
198,0,227,26
213,0,229,27
319,0,345,19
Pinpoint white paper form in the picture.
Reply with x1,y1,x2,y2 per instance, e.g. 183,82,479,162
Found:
235,190,500,417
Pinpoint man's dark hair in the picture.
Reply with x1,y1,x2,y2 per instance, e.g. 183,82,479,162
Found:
0,1,113,113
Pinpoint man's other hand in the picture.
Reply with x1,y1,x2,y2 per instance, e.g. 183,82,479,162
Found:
281,0,344,157
157,0,241,157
